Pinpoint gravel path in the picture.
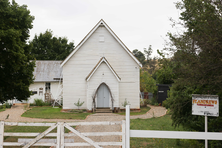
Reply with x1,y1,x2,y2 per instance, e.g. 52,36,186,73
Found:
0,105,167,148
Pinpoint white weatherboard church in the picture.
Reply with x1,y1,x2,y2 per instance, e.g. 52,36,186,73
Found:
61,19,142,111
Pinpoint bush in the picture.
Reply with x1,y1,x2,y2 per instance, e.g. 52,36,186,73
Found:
148,97,158,106
31,99,51,106
5,102,12,108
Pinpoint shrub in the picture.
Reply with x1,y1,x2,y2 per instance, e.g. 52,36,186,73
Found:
32,99,51,106
122,98,131,107
5,102,12,108
148,97,158,106
74,98,84,110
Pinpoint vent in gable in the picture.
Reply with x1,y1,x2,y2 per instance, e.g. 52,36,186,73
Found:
99,35,105,42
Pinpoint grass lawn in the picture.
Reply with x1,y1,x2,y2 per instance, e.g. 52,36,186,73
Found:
0,108,5,112
116,106,151,115
130,115,202,148
21,106,92,120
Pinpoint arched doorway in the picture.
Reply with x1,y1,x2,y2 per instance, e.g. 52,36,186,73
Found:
97,83,109,108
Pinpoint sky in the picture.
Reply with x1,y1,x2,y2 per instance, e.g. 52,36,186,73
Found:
15,0,181,57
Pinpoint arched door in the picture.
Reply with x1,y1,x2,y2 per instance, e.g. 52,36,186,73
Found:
97,84,109,108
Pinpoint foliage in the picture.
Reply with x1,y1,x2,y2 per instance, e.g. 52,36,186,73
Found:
121,98,131,107
132,49,146,66
0,0,35,103
74,98,84,110
29,30,74,60
21,106,91,119
5,102,12,108
30,99,51,106
144,45,158,74
163,0,222,146
140,69,157,93
147,97,159,106
130,115,201,148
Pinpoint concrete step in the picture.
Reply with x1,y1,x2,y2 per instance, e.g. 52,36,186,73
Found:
95,108,113,113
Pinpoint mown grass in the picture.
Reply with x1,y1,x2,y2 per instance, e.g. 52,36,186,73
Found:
21,106,92,120
116,106,151,115
0,108,5,112
130,115,202,148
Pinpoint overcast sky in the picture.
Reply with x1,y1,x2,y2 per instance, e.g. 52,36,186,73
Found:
15,0,181,57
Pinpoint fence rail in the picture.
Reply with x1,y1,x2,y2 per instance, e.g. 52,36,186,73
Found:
0,121,125,148
125,105,222,148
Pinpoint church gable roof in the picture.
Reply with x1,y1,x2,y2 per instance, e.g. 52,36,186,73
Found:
61,19,142,67
86,57,121,82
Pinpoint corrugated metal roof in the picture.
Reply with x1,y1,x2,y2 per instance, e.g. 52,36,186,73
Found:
33,60,62,82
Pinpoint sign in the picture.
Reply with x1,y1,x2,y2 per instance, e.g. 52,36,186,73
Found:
192,94,219,117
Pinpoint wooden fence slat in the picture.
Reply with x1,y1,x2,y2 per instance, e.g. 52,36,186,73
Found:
60,122,64,148
22,123,58,148
64,142,123,147
67,121,122,126
130,130,222,140
64,124,102,148
0,121,4,148
4,132,122,137
122,120,126,148
56,122,61,148
4,122,54,126
4,142,56,146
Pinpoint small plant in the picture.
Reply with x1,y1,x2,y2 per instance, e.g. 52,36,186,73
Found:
74,98,84,110
121,98,131,107
5,102,12,108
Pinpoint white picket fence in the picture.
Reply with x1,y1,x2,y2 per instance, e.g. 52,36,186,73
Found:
0,121,125,148
1,106,222,148
125,105,222,148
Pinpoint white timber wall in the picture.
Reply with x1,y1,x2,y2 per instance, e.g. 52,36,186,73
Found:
63,26,140,109
28,82,61,103
87,63,119,110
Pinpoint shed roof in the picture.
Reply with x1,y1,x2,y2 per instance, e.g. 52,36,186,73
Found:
33,60,63,82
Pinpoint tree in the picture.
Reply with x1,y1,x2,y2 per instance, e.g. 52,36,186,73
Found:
164,0,222,147
153,50,176,84
144,45,158,74
140,69,157,93
132,49,146,66
30,30,74,60
0,0,35,103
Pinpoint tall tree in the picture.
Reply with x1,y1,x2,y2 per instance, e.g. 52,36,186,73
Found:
165,0,222,147
0,0,35,103
30,30,74,60
132,49,146,66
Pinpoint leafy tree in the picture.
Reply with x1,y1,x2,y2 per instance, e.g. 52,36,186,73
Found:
140,69,157,93
0,0,35,103
30,30,74,60
132,49,146,66
153,50,176,84
144,45,158,74
164,0,222,147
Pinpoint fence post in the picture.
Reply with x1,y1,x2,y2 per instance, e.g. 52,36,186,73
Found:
60,122,64,148
0,121,4,148
126,105,130,148
205,115,208,148
57,122,61,148
122,120,126,148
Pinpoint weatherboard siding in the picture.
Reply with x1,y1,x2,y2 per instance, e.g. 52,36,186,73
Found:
28,82,62,103
63,25,140,110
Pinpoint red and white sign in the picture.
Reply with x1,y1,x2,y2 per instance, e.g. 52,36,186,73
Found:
192,94,219,117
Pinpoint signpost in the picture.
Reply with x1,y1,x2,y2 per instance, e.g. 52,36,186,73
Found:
192,94,219,148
